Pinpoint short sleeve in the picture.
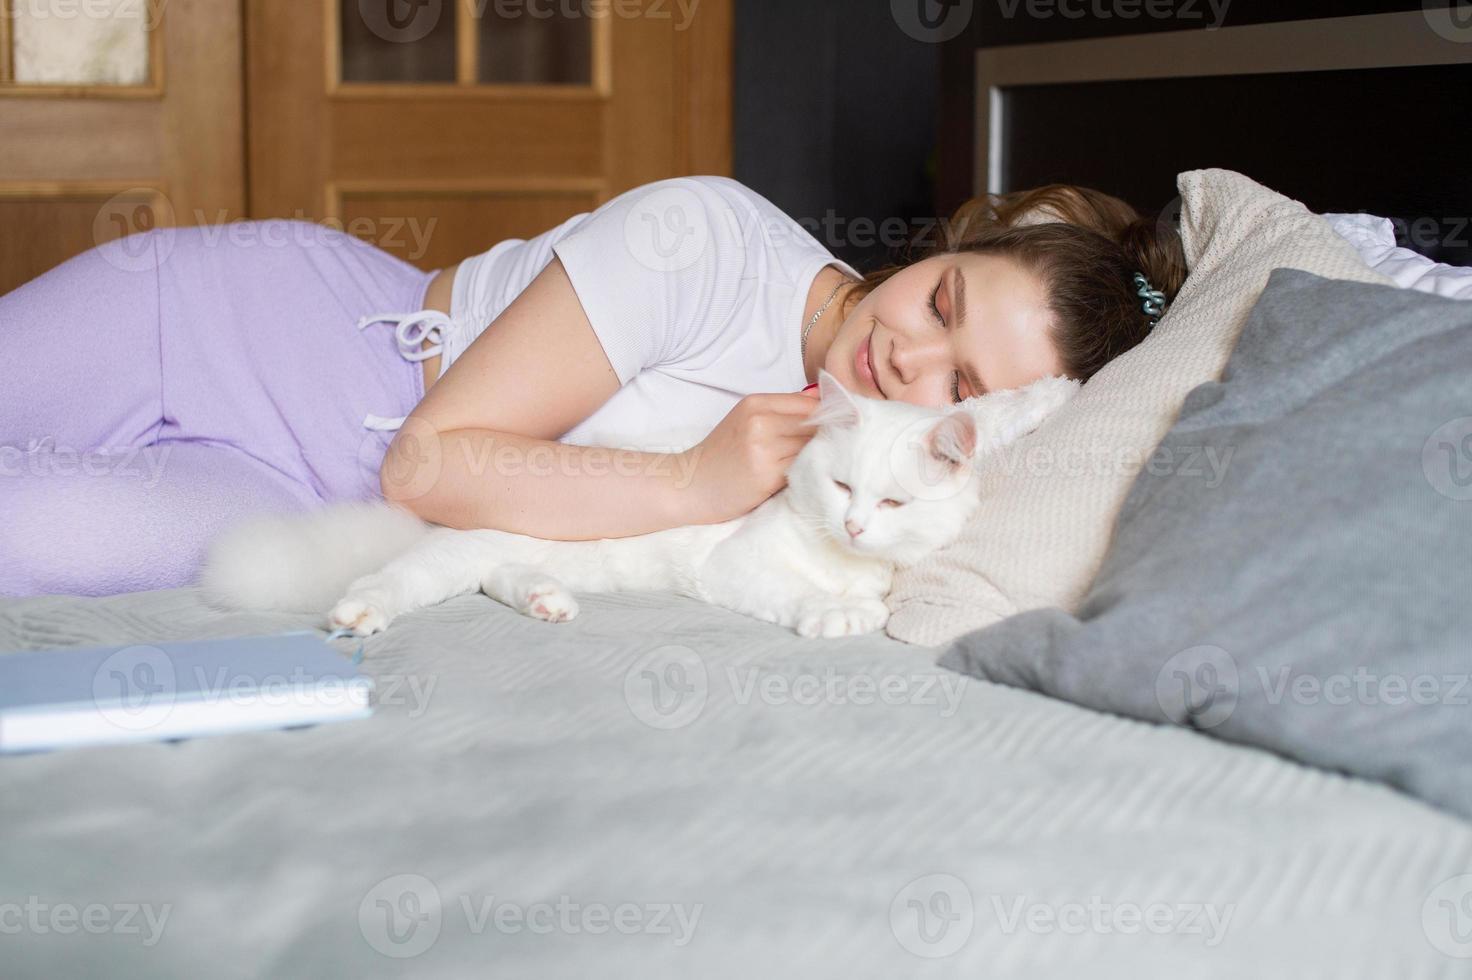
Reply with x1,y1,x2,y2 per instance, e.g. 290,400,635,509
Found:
551,176,748,386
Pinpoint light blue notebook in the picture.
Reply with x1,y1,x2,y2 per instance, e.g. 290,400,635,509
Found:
0,631,373,753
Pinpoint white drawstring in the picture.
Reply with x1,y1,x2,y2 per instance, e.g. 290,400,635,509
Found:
362,413,410,432
358,310,459,432
358,310,452,362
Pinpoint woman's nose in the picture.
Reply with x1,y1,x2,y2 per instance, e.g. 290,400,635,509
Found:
891,332,948,385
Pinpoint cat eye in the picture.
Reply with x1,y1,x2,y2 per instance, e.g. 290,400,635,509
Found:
879,498,906,508
833,480,851,494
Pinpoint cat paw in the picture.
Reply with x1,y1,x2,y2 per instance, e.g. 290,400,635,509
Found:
795,597,890,638
328,594,392,636
518,580,579,624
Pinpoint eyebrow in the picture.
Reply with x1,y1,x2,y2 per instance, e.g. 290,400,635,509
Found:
953,269,989,396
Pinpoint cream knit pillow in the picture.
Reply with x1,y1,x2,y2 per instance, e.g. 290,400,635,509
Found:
885,169,1394,647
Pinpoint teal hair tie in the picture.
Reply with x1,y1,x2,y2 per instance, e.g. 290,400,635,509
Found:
1132,272,1167,325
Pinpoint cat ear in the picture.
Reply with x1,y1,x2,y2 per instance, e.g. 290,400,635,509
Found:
804,368,863,429
966,375,1080,451
925,409,979,469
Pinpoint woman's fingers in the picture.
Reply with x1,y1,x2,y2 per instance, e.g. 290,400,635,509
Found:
754,391,826,416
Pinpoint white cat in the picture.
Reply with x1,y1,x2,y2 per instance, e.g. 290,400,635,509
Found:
201,370,1076,638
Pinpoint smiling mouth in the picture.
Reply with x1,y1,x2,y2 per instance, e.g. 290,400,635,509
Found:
866,329,886,398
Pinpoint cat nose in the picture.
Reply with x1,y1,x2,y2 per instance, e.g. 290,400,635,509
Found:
845,519,864,538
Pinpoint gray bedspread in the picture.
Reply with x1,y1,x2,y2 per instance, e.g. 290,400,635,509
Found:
2,586,1470,979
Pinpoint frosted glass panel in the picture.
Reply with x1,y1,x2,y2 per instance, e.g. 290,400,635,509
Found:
341,0,456,83
12,0,150,85
477,6,591,85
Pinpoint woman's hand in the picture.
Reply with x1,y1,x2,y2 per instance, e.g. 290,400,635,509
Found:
674,389,824,524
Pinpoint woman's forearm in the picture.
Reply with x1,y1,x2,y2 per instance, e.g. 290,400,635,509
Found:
380,425,703,539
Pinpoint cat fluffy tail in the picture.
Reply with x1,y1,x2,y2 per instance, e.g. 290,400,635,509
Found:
199,500,431,614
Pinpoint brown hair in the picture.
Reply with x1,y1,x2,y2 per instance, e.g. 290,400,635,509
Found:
851,185,1188,382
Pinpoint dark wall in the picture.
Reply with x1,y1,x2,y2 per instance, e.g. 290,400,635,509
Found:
1003,63,1472,266
959,0,1440,47
935,0,1457,212
733,2,942,271
734,2,1463,269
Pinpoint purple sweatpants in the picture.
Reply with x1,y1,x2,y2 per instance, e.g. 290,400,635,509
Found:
0,220,433,597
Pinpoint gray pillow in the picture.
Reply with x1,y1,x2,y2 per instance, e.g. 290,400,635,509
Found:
942,269,1472,819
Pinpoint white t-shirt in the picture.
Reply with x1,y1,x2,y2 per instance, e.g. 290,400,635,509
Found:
441,175,861,453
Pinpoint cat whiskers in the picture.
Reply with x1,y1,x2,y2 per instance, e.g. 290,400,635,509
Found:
790,513,853,546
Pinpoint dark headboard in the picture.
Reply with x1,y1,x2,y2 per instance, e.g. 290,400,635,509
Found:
965,10,1472,265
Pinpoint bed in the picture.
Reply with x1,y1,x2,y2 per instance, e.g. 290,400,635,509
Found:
3,587,1469,978
4,9,1472,979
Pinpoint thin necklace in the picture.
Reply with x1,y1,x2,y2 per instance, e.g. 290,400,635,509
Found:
801,275,849,365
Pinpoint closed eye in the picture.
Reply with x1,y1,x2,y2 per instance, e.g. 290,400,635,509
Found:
833,480,851,494
930,280,965,405
879,498,906,508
